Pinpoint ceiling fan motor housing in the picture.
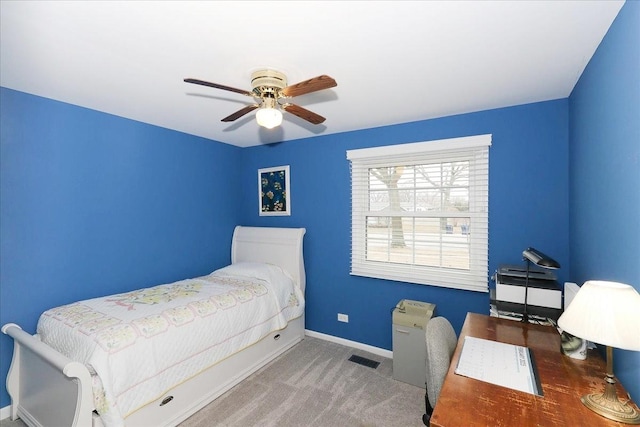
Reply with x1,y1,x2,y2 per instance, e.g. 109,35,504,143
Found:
251,69,287,97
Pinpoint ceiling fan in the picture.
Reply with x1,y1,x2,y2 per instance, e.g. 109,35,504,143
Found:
184,69,337,129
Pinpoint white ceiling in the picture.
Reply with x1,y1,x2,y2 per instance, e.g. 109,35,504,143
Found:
0,1,625,148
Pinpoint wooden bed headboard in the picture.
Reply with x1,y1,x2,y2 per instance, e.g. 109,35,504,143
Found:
231,226,307,293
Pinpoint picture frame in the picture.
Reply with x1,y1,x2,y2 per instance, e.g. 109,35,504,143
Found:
258,165,290,216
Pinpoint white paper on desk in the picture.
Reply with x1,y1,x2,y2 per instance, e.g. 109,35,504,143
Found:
454,336,543,396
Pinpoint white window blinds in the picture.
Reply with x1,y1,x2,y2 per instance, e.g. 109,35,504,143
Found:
347,134,491,292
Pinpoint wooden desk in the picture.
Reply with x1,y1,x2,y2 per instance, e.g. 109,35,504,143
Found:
431,313,638,427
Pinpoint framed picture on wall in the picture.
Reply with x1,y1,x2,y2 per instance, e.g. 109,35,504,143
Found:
258,165,290,216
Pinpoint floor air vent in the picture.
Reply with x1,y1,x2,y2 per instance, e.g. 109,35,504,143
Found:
348,355,380,369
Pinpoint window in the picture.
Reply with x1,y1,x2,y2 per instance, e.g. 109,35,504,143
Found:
347,134,491,292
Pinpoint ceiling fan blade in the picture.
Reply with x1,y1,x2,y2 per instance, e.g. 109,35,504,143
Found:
222,104,259,122
184,78,253,97
280,75,337,98
283,103,326,125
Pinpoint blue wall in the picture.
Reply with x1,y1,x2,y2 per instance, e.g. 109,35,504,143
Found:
239,99,570,349
0,88,242,408
569,0,640,401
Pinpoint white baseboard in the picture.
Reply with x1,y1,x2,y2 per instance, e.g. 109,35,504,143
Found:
305,329,393,359
1,405,11,422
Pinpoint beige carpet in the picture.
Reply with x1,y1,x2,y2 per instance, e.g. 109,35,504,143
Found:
178,336,426,427
0,336,426,427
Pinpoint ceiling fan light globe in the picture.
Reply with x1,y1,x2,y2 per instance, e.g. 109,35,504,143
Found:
256,107,283,129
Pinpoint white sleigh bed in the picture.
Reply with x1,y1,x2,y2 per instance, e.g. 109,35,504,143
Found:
2,226,306,427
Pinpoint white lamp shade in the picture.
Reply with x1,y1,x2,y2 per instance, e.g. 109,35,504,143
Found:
256,107,283,129
557,280,640,351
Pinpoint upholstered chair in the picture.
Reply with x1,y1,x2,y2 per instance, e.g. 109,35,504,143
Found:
422,316,457,426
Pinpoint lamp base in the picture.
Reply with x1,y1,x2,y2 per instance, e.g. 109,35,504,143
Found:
581,391,640,424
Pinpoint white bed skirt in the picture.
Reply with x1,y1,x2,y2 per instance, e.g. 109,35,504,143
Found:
119,315,305,427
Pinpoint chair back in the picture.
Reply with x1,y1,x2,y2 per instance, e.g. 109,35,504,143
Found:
425,316,457,407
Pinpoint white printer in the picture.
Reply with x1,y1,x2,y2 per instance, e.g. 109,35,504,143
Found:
492,265,562,320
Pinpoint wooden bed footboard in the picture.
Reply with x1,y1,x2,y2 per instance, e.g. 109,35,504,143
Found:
2,323,94,427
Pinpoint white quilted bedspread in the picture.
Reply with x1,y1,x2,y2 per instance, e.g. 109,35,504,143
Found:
36,263,304,427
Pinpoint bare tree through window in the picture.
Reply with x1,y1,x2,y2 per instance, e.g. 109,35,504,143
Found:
369,166,406,247
368,161,470,269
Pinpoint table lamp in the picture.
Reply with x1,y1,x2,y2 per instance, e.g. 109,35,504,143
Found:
557,280,640,424
521,247,560,323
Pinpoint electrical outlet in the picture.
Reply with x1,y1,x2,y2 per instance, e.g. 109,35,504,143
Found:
338,313,349,323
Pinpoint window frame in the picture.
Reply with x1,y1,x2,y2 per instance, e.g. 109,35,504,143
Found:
346,134,491,292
